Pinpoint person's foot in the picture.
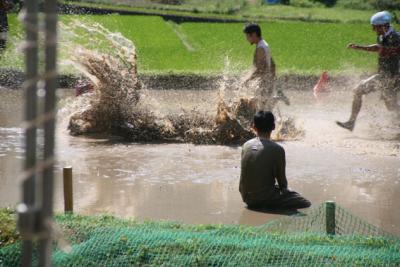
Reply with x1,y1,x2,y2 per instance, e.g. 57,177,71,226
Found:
336,120,355,131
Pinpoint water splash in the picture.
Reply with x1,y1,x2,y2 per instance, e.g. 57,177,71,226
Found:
64,20,303,144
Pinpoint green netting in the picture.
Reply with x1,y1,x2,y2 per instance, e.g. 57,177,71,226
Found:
1,203,399,266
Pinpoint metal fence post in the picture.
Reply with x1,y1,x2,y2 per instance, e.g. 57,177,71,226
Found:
18,0,58,265
38,0,58,264
63,167,73,213
325,201,336,235
20,0,39,264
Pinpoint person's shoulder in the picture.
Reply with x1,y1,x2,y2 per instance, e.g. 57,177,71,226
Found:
269,140,285,152
388,29,400,43
243,138,259,148
257,40,269,49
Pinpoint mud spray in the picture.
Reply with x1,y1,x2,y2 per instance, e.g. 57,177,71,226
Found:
62,21,303,145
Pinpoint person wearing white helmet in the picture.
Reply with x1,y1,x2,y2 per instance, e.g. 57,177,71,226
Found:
336,11,400,131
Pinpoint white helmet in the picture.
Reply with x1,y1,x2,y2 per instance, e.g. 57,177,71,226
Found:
370,11,392,26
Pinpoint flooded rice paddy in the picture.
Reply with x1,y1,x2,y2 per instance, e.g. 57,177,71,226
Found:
0,87,399,234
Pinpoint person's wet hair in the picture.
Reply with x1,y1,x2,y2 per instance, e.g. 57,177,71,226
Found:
254,111,275,133
243,23,261,37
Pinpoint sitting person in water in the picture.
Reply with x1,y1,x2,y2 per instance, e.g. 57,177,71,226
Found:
240,111,311,210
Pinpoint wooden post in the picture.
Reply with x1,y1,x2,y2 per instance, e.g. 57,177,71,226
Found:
63,167,73,213
325,201,336,235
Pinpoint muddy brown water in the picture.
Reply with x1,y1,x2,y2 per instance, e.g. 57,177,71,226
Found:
0,87,399,235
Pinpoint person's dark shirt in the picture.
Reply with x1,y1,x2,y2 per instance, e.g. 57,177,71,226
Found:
378,27,400,76
240,137,288,204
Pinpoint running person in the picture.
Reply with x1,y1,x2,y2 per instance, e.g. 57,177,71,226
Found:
242,23,289,111
0,0,12,53
337,11,400,131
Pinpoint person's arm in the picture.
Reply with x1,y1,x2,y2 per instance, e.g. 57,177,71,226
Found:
242,47,268,85
348,43,381,52
276,147,288,190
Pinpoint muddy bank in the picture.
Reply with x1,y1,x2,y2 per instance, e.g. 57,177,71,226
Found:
57,3,245,24
57,3,352,24
0,67,366,91
0,68,76,89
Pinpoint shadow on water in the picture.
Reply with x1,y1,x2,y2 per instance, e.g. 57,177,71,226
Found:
247,206,305,217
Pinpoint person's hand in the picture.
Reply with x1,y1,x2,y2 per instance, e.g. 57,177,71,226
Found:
347,43,359,50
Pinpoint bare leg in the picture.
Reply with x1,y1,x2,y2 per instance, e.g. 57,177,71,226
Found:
383,89,400,112
349,90,363,122
258,80,274,111
336,89,364,131
336,75,378,131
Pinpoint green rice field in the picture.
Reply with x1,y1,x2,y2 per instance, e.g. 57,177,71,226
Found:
2,14,378,75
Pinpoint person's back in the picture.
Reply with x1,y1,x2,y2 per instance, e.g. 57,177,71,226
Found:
378,27,400,76
239,111,310,210
240,137,285,204
254,39,275,80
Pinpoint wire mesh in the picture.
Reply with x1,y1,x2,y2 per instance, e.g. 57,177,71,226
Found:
1,203,399,266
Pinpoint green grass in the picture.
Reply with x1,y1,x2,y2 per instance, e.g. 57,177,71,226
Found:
1,14,378,75
0,208,19,248
0,15,24,70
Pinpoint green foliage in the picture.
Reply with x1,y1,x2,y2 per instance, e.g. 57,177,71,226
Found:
0,15,24,69
373,0,400,10
337,0,400,10
285,0,337,8
313,0,337,8
290,0,323,8
0,208,19,248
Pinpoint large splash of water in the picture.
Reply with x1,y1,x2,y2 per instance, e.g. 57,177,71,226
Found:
63,21,303,144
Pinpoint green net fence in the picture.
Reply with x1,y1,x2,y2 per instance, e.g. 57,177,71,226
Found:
1,202,399,266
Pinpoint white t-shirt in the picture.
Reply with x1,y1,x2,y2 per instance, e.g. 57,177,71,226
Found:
257,39,272,69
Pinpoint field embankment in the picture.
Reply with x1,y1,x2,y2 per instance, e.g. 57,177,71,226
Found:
60,0,380,23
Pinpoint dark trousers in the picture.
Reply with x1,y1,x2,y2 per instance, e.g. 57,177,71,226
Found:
247,187,311,210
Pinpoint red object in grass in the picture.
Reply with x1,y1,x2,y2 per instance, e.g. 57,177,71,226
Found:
313,71,330,100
